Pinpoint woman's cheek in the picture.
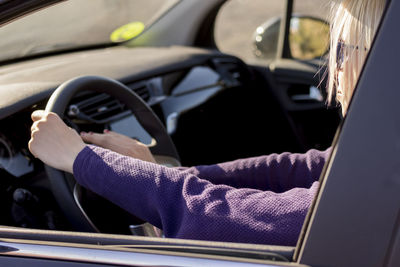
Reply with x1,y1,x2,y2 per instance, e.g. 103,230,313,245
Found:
336,72,345,105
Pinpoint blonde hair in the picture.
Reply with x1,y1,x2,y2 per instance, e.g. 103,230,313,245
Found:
327,0,385,115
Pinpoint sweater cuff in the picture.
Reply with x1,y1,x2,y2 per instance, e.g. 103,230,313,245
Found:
72,145,98,187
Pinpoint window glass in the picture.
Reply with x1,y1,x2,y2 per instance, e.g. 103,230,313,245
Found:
214,0,285,62
0,0,180,62
293,0,332,21
289,0,332,60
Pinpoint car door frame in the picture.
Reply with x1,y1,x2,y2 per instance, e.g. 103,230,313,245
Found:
295,0,400,266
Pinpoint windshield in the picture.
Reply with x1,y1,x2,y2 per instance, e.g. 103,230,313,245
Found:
0,0,180,62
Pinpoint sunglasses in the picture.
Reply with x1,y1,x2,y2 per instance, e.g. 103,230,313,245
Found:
336,39,367,71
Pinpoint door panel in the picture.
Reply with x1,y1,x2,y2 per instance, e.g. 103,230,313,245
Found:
250,59,340,152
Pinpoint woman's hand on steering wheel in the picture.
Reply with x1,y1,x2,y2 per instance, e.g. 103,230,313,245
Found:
29,110,86,174
80,130,156,163
31,75,179,233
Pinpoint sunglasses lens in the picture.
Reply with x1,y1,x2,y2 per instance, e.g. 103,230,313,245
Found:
336,41,344,70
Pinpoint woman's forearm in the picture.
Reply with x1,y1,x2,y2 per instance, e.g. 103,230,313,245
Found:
174,148,330,192
73,145,319,246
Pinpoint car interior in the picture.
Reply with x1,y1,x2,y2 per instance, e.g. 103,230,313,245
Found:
0,0,341,234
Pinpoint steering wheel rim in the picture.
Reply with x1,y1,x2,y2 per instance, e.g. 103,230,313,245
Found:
44,75,179,233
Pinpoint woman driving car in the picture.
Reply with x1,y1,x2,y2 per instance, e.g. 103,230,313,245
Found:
28,0,385,246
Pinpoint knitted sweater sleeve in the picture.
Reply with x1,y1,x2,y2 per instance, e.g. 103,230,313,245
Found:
73,145,321,246
174,148,331,192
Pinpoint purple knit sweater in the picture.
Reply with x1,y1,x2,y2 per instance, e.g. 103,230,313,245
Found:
73,146,331,246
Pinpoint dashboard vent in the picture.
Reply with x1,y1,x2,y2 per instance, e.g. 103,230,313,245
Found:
126,82,151,102
68,81,151,123
72,92,127,122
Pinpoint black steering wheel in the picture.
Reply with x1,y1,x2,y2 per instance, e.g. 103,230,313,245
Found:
44,75,179,234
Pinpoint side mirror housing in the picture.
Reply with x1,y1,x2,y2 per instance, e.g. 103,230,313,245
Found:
253,16,330,60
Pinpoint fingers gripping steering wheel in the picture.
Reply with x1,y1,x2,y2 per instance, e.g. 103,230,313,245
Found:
44,75,180,234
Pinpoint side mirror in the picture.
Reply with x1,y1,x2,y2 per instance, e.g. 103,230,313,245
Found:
252,16,330,60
